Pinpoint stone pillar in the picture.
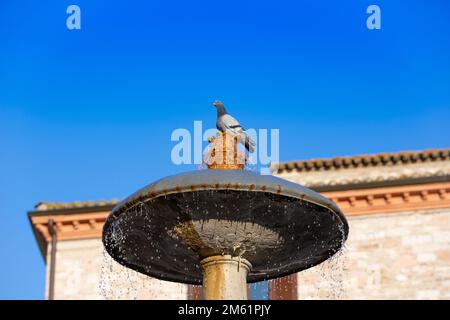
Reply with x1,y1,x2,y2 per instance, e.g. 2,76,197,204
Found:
201,255,251,300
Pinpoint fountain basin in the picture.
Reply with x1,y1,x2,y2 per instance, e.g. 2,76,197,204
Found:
102,169,348,285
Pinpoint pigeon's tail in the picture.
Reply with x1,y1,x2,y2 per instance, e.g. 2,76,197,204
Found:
245,139,256,153
241,132,256,153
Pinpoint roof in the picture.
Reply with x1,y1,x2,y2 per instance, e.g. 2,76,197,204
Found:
29,199,121,259
273,149,450,174
34,199,120,212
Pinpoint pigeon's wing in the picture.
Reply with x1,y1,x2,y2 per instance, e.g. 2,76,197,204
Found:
221,114,244,131
220,114,256,153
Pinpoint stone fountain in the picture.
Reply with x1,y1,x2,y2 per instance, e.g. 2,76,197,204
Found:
103,132,349,300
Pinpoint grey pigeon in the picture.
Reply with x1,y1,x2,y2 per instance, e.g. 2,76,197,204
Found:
213,100,256,153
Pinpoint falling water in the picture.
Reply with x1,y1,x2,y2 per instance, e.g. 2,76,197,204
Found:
99,248,141,299
305,221,348,300
100,198,191,300
314,246,347,299
99,247,189,300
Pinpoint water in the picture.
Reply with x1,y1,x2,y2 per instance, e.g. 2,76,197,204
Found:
99,248,188,300
315,246,348,299
99,248,140,299
100,244,347,300
304,220,348,299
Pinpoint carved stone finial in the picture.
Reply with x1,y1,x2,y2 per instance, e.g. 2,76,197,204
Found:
204,132,246,170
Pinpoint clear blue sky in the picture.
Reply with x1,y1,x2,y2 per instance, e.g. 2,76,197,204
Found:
1,0,449,299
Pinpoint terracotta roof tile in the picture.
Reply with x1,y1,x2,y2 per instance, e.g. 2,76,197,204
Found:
273,149,450,174
34,199,120,211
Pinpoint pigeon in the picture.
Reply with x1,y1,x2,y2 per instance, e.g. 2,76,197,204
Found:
213,100,256,153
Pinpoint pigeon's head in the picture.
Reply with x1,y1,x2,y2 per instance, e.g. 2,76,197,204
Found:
213,100,224,108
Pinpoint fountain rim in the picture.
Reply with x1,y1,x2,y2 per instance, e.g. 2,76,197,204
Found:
102,169,349,284
104,169,347,230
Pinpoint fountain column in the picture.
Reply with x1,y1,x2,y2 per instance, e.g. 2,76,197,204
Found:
201,255,252,300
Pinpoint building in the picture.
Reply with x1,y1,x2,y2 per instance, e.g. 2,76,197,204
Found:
29,149,450,299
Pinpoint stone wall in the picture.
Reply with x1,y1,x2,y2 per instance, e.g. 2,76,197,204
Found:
48,238,188,300
297,208,450,299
